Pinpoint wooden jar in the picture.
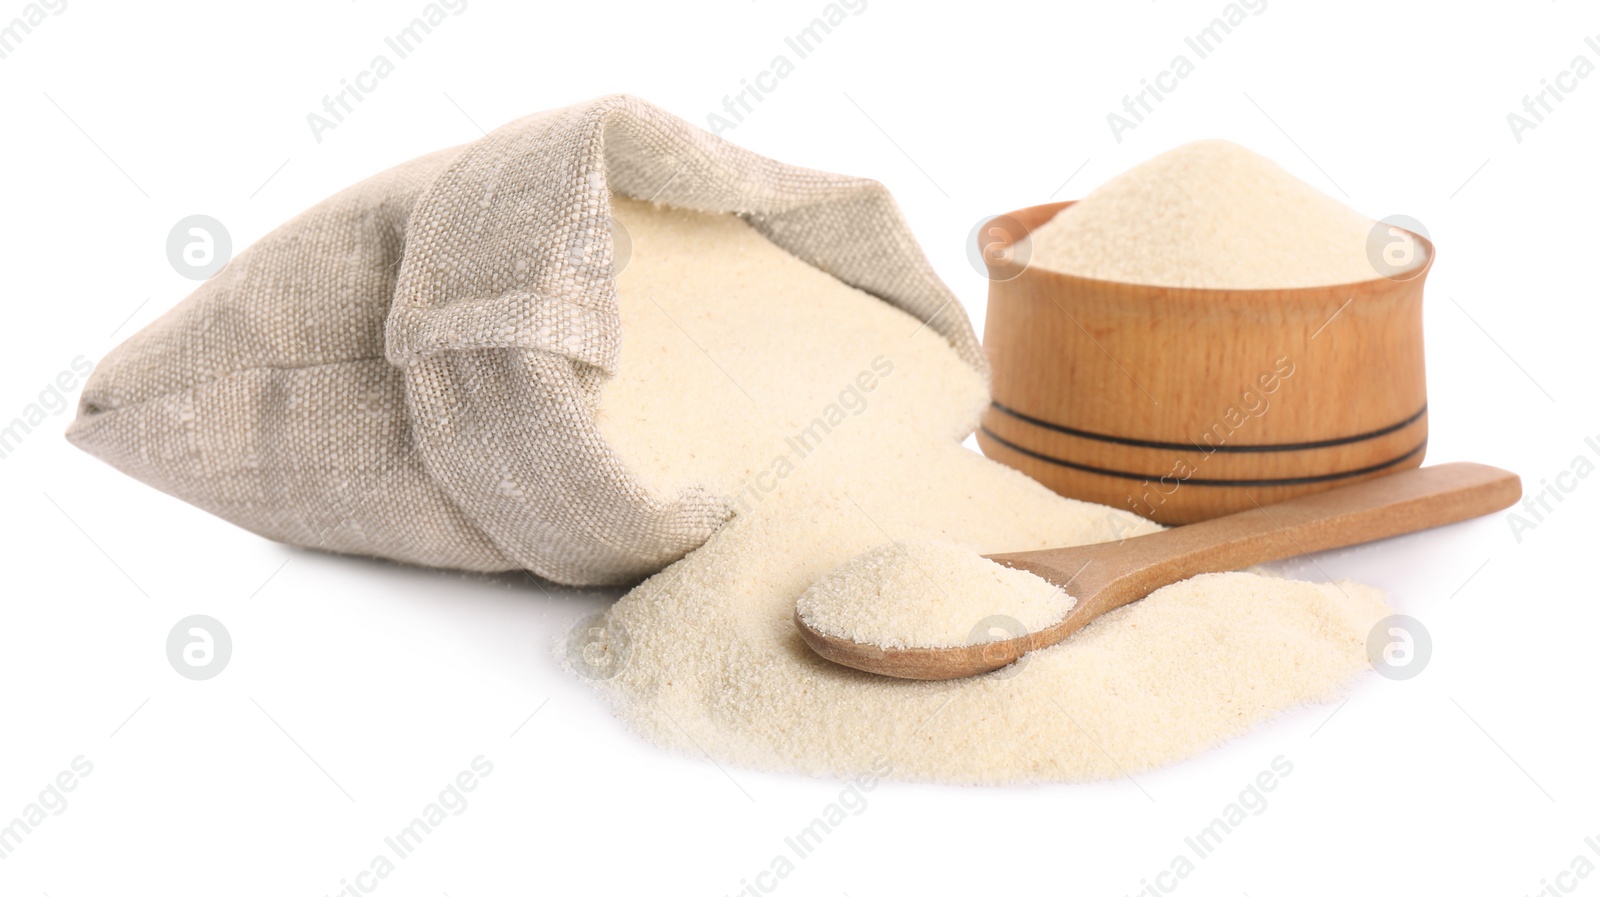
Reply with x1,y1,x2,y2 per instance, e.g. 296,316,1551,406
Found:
976,201,1433,525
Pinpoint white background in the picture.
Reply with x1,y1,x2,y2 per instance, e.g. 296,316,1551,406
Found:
2,1,1596,894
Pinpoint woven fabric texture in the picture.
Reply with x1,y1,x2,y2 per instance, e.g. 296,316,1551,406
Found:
68,94,984,586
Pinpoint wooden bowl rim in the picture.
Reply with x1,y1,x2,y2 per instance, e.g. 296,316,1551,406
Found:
986,200,1435,300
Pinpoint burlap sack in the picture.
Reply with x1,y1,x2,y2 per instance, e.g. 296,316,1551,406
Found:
68,94,984,586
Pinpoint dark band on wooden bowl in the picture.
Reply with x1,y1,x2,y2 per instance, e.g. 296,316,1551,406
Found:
988,400,1429,454
978,425,1429,487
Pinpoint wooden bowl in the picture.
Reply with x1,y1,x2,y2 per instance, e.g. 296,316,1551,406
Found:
975,201,1433,525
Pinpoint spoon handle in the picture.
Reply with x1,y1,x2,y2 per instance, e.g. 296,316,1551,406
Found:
1067,462,1521,598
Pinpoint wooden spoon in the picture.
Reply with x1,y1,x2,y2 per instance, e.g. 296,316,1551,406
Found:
796,462,1521,680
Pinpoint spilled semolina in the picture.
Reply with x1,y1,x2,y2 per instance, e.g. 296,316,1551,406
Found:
577,195,1390,785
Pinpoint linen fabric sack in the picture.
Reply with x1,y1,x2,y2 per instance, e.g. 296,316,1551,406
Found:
67,94,984,586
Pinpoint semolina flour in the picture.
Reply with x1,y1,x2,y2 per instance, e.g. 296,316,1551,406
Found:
578,196,1391,785
1025,140,1409,289
794,540,1073,650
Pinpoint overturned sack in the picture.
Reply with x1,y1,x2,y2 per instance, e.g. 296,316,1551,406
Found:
68,94,982,586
